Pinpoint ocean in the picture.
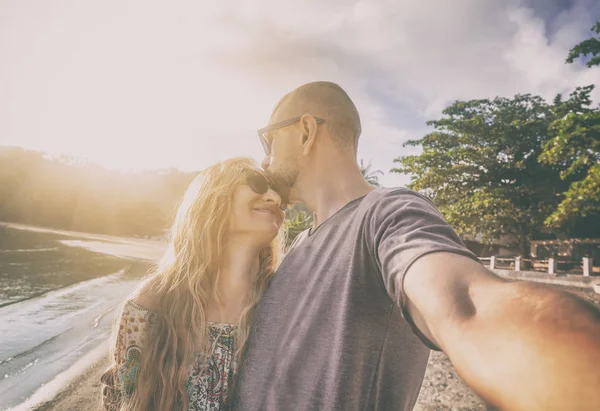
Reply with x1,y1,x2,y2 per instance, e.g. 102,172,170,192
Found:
0,225,157,410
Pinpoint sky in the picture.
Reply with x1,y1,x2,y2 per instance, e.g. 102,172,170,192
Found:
1,0,599,187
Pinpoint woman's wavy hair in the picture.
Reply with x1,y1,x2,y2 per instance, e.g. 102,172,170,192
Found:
114,157,281,410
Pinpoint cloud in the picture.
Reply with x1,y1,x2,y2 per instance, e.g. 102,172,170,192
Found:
1,0,599,187
201,0,600,185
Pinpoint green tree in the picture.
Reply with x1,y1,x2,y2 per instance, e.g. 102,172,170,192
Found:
392,94,575,256
537,27,600,234
0,147,196,237
566,22,600,68
283,203,313,249
360,159,384,187
539,91,600,230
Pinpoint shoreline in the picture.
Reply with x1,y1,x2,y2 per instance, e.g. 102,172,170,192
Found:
7,223,599,410
0,223,164,411
33,355,110,411
15,343,110,411
25,347,492,411
4,224,487,410
0,222,166,249
0,222,166,262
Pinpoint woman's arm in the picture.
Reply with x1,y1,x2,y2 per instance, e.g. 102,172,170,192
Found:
99,298,153,410
100,307,128,411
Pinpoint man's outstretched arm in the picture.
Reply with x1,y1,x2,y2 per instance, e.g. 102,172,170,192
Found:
404,252,600,411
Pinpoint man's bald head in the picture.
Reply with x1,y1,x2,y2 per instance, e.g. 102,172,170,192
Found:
273,81,362,153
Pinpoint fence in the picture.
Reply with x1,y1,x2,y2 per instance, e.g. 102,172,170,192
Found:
479,256,595,276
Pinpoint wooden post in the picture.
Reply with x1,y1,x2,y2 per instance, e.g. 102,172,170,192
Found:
583,257,592,277
490,256,496,270
548,257,556,275
515,256,522,272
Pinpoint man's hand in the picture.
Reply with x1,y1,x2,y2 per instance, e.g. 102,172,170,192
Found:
404,252,600,411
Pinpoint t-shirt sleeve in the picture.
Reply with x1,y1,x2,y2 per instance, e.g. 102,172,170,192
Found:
367,189,480,349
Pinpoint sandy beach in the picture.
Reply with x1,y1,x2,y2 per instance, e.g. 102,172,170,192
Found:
7,223,599,411
27,356,109,411
0,223,165,411
32,284,600,411
29,348,494,411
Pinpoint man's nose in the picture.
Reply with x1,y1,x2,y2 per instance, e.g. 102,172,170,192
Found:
261,156,271,171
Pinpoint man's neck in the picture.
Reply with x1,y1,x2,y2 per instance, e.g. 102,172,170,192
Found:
294,157,376,227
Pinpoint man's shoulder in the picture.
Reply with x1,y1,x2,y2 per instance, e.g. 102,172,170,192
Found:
287,229,310,250
361,187,435,212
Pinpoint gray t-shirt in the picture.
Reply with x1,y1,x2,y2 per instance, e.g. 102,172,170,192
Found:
231,188,478,411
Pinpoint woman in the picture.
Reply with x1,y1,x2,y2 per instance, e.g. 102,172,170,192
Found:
101,157,285,410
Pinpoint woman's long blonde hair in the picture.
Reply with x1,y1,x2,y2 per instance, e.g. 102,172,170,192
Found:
115,157,281,411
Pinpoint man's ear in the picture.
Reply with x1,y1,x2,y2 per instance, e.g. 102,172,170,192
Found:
300,114,319,156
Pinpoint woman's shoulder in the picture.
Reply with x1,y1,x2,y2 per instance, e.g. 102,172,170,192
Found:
127,277,162,314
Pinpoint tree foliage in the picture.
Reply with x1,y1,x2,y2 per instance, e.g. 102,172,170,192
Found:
360,159,384,187
566,21,600,68
391,89,600,255
539,86,600,228
0,147,195,237
283,203,313,249
0,147,321,247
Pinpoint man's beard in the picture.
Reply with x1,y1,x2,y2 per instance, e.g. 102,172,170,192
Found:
265,160,300,205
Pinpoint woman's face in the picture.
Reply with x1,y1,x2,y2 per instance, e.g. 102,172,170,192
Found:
228,171,285,245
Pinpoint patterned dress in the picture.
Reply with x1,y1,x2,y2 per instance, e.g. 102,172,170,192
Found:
101,300,238,411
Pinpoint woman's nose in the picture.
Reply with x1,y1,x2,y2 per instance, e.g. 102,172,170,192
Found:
262,188,281,205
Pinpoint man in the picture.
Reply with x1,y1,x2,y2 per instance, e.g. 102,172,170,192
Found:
231,81,600,410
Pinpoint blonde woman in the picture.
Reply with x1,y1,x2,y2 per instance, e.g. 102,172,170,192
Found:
100,158,285,411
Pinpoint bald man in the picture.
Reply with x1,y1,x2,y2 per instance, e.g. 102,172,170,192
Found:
230,82,600,411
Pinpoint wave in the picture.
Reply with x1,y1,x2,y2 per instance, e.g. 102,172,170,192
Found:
0,334,65,366
0,248,59,253
2,358,40,382
0,268,126,310
92,306,115,329
11,341,110,411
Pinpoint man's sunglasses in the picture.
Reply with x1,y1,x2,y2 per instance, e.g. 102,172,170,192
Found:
246,171,287,209
257,116,326,156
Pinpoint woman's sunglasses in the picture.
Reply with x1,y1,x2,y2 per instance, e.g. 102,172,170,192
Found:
246,171,287,209
246,171,271,194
